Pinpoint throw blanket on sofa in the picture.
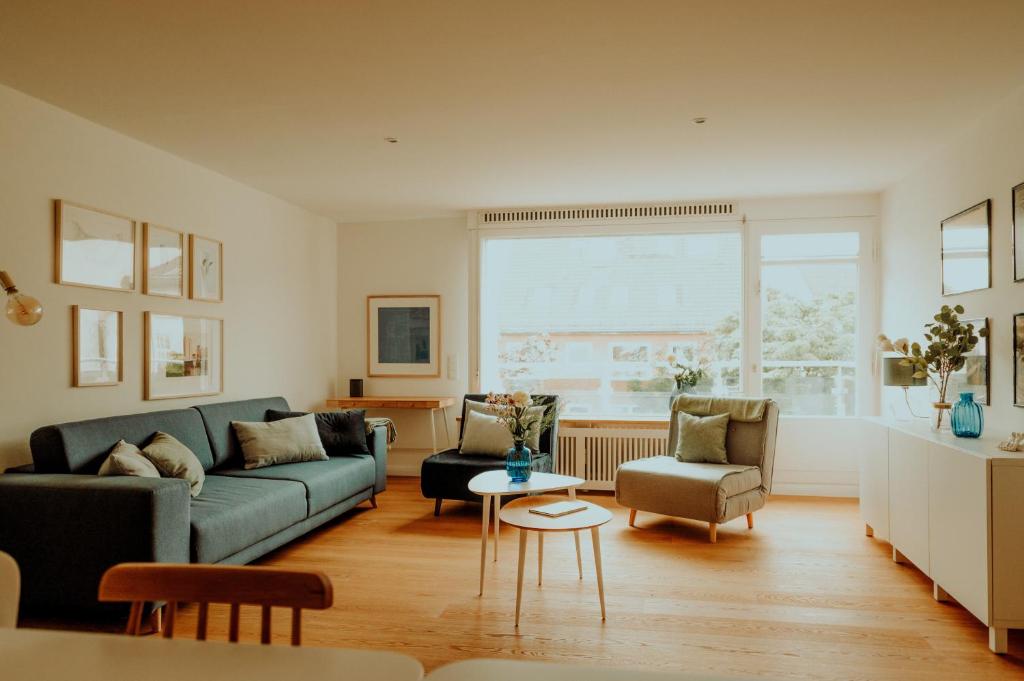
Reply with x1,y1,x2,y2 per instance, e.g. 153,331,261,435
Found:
365,417,398,445
670,395,768,423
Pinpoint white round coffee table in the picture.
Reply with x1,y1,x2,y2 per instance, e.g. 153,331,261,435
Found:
467,470,584,596
499,495,613,627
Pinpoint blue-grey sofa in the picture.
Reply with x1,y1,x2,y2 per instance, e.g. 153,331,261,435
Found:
0,397,387,614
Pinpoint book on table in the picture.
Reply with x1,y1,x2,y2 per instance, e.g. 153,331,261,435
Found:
529,500,588,518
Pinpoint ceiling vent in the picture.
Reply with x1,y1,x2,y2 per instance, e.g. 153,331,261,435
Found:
477,201,735,226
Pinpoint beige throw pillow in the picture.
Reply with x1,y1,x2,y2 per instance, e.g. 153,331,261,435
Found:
674,411,730,464
141,432,206,497
459,410,515,457
98,440,161,479
463,400,546,452
232,414,328,470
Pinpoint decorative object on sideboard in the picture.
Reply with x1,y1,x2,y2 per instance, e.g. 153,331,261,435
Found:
996,433,1022,453
144,312,223,400
367,294,441,377
882,356,927,420
55,200,136,292
349,378,364,397
1,270,43,326
1013,181,1024,283
143,223,185,298
940,199,991,296
1015,313,1024,407
189,234,223,302
878,304,987,432
951,392,984,438
72,306,123,387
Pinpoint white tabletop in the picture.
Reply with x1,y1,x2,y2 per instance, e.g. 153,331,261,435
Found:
498,495,613,532
467,470,584,495
427,659,743,680
1,627,424,681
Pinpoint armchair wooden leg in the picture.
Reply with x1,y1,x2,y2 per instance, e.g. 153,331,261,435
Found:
746,513,754,530
434,498,442,516
628,508,637,528
369,494,378,509
708,523,718,544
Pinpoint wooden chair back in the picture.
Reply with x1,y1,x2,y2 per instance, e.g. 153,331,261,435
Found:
0,551,19,628
98,563,333,645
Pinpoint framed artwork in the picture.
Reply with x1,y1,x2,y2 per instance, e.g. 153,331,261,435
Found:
941,200,991,296
1013,182,1024,282
72,306,123,387
145,312,223,400
948,317,989,405
189,234,223,302
367,294,441,377
1016,314,1024,408
55,200,136,292
143,223,185,298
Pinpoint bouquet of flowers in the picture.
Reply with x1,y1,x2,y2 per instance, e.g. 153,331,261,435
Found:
667,354,709,390
485,390,556,446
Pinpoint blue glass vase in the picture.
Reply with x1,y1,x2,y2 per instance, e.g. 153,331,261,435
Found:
951,392,983,438
505,442,532,483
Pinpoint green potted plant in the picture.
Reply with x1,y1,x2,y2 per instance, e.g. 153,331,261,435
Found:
667,354,709,394
878,304,987,431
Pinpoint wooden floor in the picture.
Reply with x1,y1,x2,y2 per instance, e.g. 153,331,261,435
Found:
132,479,1024,677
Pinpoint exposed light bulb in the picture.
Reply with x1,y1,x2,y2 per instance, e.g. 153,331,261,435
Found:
1,271,43,326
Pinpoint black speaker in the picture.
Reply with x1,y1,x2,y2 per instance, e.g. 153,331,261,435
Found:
349,379,364,398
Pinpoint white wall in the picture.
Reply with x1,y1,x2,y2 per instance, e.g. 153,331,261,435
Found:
880,86,1024,434
0,84,338,470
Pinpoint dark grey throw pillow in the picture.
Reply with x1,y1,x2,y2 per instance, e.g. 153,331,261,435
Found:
266,409,370,456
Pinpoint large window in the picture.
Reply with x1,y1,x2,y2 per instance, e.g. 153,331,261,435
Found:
760,232,860,416
480,232,742,417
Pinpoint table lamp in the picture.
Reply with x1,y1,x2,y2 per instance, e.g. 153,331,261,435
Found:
883,356,926,419
1,270,43,326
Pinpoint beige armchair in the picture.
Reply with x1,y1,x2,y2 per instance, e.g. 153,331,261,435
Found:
614,396,779,543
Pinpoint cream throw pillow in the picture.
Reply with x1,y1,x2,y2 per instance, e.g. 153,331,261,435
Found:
459,410,516,457
232,414,328,470
141,432,206,497
98,440,161,479
463,400,546,452
674,411,730,464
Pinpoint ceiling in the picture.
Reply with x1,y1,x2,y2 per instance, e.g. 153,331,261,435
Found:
1,1,1023,223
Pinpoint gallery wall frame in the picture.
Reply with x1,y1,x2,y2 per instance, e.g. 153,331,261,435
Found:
143,223,185,298
1015,313,1024,408
144,312,224,400
948,317,990,406
72,305,124,387
940,199,991,296
189,234,223,302
55,200,136,292
367,294,442,378
1012,182,1024,283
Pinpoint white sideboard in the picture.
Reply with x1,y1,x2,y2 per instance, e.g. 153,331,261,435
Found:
860,418,1024,654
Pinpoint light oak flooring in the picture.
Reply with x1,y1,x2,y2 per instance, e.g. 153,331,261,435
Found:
56,478,1024,677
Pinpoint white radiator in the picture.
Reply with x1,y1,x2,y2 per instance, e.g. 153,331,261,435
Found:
555,427,668,490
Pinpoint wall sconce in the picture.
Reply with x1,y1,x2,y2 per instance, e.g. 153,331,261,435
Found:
1,270,43,326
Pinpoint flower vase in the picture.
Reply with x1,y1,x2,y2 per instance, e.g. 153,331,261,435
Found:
931,401,952,432
951,392,983,438
505,441,532,483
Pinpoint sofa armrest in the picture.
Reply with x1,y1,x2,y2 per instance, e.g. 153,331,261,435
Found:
0,474,190,613
367,425,388,494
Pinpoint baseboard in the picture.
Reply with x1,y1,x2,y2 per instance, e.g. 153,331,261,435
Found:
771,482,859,497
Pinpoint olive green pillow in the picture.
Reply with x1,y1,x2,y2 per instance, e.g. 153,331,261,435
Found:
98,440,161,479
463,400,546,452
141,432,206,497
232,414,328,470
674,411,730,464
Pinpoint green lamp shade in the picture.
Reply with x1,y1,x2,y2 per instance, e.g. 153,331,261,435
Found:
883,357,927,387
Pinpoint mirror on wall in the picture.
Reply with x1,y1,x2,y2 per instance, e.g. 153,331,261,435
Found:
1013,182,1024,282
941,200,991,296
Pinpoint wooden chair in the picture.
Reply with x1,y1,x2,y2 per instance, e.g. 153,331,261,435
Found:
98,563,332,645
0,551,20,628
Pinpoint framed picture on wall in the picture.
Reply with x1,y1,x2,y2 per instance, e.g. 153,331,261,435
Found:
55,200,136,292
145,312,223,400
1013,182,1024,282
189,234,223,302
948,317,989,405
143,223,185,298
72,306,123,387
1016,314,1024,408
367,294,441,377
940,200,991,296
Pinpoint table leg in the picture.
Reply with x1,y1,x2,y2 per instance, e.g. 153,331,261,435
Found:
493,495,500,562
429,408,439,453
538,533,544,586
441,406,452,448
515,529,528,628
568,488,583,580
479,494,491,596
591,526,606,621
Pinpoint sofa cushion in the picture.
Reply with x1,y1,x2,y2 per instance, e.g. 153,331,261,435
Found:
266,409,370,456
420,449,552,503
214,456,376,516
615,456,761,523
188,475,306,563
232,415,328,469
142,432,206,497
97,440,161,478
30,408,215,474
193,397,290,469
674,412,730,464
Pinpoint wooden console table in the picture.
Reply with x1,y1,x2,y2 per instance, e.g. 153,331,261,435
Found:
326,396,456,453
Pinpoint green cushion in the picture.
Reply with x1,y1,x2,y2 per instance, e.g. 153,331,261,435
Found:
674,412,730,464
188,476,306,563
231,415,328,470
214,456,376,516
98,440,161,478
142,432,206,497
